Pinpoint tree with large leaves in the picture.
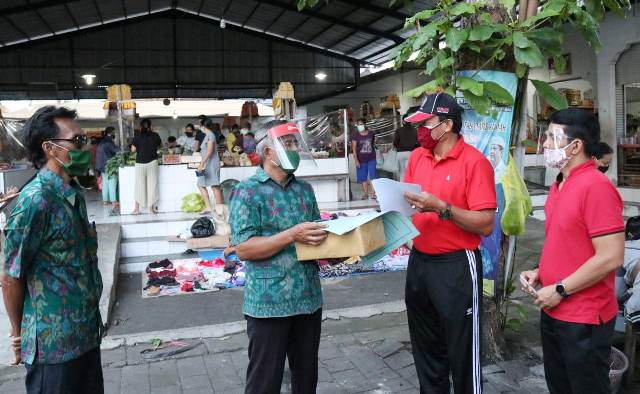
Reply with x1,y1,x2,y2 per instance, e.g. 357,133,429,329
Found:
297,0,631,359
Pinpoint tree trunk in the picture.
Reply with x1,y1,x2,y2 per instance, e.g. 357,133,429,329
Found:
465,0,534,362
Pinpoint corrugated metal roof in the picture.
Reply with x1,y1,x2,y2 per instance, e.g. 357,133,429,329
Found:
0,0,433,102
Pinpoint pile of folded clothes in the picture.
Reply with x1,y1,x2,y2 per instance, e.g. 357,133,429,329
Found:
144,259,179,296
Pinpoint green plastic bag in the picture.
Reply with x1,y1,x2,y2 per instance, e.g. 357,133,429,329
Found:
181,193,205,213
500,154,532,236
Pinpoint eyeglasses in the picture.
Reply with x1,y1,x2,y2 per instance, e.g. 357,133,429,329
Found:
49,135,89,149
422,120,446,130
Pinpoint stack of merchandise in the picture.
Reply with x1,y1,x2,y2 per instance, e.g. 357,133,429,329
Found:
142,255,246,298
144,260,179,296
318,245,411,279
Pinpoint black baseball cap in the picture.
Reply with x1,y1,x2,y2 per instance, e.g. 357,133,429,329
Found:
404,92,464,123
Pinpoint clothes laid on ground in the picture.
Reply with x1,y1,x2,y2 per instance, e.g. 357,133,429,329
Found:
142,257,245,298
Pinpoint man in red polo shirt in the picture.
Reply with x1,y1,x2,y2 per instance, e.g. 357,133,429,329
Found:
521,109,624,394
402,92,496,394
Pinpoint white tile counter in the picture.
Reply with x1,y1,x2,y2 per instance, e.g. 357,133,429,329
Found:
119,158,350,213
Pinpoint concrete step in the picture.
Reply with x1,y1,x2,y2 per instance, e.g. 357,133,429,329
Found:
121,218,201,240
120,235,189,258
119,253,191,273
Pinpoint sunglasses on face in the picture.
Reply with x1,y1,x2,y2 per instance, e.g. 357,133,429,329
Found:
422,120,446,130
49,135,89,149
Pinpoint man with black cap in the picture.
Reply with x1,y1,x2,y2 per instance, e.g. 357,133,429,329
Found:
402,92,496,394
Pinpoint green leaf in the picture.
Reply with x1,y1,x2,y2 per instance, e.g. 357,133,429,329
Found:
405,9,438,28
484,81,515,105
515,304,529,320
404,79,443,97
512,32,530,49
466,42,482,53
457,76,484,96
514,44,544,67
552,54,567,74
516,63,527,78
469,25,498,41
462,90,491,115
412,22,441,50
425,53,442,75
584,0,605,21
526,28,563,57
521,0,565,27
531,79,568,110
450,2,476,16
499,0,516,10
439,56,455,68
602,0,627,18
445,28,469,52
506,318,523,332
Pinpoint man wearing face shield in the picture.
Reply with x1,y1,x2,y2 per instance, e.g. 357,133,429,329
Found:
1,106,104,393
520,109,624,394
229,120,327,394
402,92,497,394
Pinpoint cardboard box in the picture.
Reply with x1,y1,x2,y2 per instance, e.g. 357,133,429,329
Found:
295,217,385,260
187,234,230,249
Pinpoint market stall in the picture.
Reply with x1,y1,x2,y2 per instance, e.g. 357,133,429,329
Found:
118,110,351,213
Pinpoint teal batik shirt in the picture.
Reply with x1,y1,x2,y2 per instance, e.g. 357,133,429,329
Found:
229,167,322,318
4,169,102,365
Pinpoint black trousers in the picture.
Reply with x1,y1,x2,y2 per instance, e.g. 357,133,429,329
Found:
245,309,322,394
25,346,104,394
405,249,482,394
540,311,614,394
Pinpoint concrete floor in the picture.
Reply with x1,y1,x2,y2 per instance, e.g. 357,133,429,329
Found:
108,271,407,336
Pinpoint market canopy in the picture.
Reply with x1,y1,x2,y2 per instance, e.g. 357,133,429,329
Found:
0,0,433,103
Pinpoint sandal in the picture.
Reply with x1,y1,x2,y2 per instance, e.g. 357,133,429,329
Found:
361,195,368,200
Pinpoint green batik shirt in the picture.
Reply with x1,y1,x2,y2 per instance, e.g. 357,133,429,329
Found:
4,169,102,365
229,167,322,318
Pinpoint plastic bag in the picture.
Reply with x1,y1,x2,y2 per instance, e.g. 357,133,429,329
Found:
191,217,216,238
181,193,205,213
500,154,532,236
382,148,399,173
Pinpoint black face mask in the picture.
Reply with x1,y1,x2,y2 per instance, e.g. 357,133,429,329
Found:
185,132,193,137
598,165,609,173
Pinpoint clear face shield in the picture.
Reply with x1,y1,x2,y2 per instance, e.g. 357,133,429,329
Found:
267,123,317,172
543,124,576,169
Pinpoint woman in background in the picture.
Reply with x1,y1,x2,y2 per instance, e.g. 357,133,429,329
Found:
95,126,120,206
197,118,224,214
131,118,161,214
351,118,377,200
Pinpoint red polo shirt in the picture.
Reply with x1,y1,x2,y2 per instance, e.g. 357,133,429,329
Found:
404,137,496,254
539,161,624,324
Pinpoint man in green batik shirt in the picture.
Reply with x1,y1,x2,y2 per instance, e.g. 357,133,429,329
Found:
1,106,103,394
230,120,328,394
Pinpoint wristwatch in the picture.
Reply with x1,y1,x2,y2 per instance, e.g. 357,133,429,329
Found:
555,282,570,299
438,204,453,220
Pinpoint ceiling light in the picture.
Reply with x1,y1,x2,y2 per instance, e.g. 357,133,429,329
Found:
220,19,226,29
81,74,96,85
315,72,327,81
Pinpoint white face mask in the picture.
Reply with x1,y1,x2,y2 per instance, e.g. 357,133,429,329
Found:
544,141,576,169
240,128,249,135
357,125,365,132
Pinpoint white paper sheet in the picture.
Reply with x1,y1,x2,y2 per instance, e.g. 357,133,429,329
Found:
372,178,422,217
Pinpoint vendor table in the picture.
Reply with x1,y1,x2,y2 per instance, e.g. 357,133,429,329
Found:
119,158,350,213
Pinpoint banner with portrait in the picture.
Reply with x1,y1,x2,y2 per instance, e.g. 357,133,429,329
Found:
457,70,518,297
